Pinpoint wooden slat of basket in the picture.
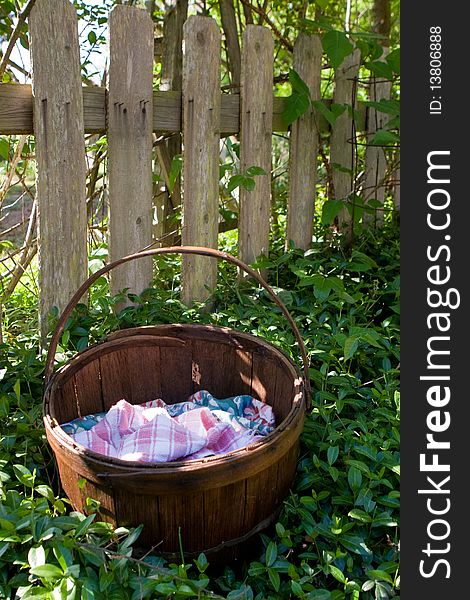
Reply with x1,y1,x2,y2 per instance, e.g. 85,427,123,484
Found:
126,345,163,404
251,350,279,407
243,461,279,532
99,349,135,410
276,443,299,500
159,345,194,404
202,480,247,549
52,378,77,424
190,338,253,399
157,492,206,551
55,452,116,521
113,490,161,543
73,360,104,418
273,367,295,423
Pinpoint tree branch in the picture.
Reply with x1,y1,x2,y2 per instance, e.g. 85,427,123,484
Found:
0,0,37,80
239,0,293,52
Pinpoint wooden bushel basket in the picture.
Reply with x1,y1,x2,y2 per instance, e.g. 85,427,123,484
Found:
43,247,310,562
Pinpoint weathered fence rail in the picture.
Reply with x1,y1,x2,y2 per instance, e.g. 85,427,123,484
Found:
0,84,365,135
0,0,395,339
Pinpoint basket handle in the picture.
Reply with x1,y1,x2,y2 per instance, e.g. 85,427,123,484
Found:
44,246,311,406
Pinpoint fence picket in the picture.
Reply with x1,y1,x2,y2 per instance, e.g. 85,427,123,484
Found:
29,0,87,339
330,49,361,239
107,5,154,299
286,33,322,250
239,25,274,266
364,48,392,227
2,8,400,331
181,16,221,304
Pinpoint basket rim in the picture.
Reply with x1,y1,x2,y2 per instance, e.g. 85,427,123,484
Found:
43,323,305,472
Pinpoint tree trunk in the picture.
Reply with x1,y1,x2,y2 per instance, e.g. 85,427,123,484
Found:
373,0,391,44
156,0,188,246
220,0,241,91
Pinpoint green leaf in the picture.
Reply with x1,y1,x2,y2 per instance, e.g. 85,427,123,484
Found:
282,92,311,128
386,48,400,74
227,585,254,600
195,552,208,573
364,99,400,116
28,546,46,569
227,174,245,193
348,466,362,492
322,30,354,69
35,485,55,502
366,569,394,584
366,60,394,80
309,591,332,600
289,68,311,97
314,0,330,9
241,176,255,192
313,101,346,127
344,337,359,360
291,580,303,596
339,534,372,557
282,69,312,127
267,567,280,592
73,514,95,538
327,446,339,466
88,30,97,45
348,509,372,523
362,580,375,592
329,565,345,583
370,129,399,146
265,541,277,567
168,154,183,193
347,459,371,475
0,138,9,160
30,563,64,579
372,514,398,527
120,524,143,550
321,199,344,225
248,561,265,576
245,165,267,177
155,583,177,594
13,464,35,488
76,337,88,352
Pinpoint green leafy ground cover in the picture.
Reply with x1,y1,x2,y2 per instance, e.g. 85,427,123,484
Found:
0,226,400,599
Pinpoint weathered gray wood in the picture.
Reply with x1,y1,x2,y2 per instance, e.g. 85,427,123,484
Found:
286,33,322,250
29,0,88,340
330,49,361,238
364,48,392,227
107,5,154,299
239,25,274,266
393,166,400,212
181,16,221,304
0,84,33,134
0,84,367,135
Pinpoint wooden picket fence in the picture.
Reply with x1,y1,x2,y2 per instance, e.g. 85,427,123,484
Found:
0,0,393,337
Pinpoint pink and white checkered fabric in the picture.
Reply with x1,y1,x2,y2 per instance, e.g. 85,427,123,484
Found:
72,399,264,462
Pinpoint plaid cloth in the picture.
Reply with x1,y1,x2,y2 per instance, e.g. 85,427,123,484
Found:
64,391,275,462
